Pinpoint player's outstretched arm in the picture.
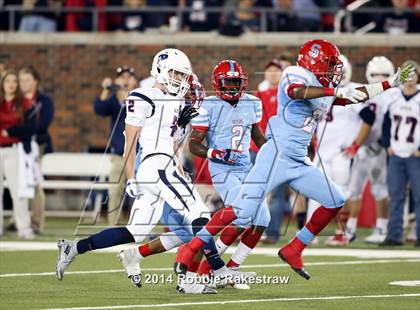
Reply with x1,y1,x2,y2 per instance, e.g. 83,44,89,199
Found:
251,123,266,148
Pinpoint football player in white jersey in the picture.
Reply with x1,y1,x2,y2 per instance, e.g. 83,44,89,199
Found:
381,60,420,246
345,56,396,244
56,49,252,293
306,55,364,245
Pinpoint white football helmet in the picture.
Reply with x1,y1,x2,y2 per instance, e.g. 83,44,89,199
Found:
365,56,395,84
339,54,352,86
151,48,192,97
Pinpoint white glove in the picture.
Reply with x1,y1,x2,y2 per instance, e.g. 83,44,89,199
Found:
126,179,142,198
387,64,416,87
335,87,367,103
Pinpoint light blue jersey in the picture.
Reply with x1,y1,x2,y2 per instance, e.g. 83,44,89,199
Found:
192,94,262,176
191,94,270,228
267,66,334,161
201,65,346,246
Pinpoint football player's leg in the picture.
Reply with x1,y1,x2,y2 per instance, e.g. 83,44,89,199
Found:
227,199,270,269
366,151,389,243
279,164,345,279
406,157,420,241
178,140,281,271
264,183,288,242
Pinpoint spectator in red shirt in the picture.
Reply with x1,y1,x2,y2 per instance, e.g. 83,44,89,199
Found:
0,70,36,239
65,0,107,31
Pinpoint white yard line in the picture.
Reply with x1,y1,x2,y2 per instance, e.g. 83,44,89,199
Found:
42,293,420,310
1,241,420,259
1,258,419,278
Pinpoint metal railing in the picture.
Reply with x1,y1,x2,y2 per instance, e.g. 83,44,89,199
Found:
1,5,418,33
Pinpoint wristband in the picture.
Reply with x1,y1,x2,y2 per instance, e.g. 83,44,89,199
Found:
207,148,215,158
323,88,335,97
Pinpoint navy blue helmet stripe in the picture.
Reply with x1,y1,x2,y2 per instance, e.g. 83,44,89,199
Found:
129,92,156,118
158,169,190,211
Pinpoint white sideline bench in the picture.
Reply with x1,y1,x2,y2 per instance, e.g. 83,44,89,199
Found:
3,152,114,219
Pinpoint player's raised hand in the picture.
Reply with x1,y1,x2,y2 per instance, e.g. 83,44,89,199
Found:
126,179,142,199
335,87,367,103
388,64,416,87
207,148,242,165
177,105,199,128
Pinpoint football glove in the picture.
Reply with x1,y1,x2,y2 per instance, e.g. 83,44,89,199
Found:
177,105,199,129
335,87,367,104
388,64,416,87
343,141,360,159
126,179,142,199
207,148,242,165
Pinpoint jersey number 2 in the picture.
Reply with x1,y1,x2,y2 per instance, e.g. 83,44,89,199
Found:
231,125,244,151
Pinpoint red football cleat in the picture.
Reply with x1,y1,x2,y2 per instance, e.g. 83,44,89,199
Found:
278,243,310,280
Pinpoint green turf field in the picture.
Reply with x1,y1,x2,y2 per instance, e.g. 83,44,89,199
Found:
1,218,419,309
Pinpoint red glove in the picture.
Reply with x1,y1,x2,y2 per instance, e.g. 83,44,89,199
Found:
343,141,360,159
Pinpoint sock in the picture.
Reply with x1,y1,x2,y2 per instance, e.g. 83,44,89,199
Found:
187,254,202,273
296,212,306,230
228,242,251,267
219,224,243,246
76,227,135,254
202,238,225,271
215,238,229,256
197,260,211,275
346,217,357,234
138,244,151,258
205,206,237,235
297,206,341,245
376,218,388,234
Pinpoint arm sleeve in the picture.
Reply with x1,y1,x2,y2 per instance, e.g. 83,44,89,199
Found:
93,96,113,116
37,95,54,132
6,107,36,140
281,69,310,100
191,107,209,131
382,110,391,149
124,92,154,127
359,106,376,126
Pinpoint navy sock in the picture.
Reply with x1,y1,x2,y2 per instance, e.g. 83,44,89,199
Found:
192,217,225,271
76,227,135,254
297,212,306,230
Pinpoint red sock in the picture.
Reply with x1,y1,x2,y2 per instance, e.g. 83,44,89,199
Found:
206,206,237,235
220,225,243,246
189,236,206,252
197,260,211,275
240,227,263,249
187,258,201,273
226,260,240,268
138,244,151,257
306,206,341,235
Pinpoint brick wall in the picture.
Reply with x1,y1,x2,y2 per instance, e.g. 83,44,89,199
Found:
1,44,419,151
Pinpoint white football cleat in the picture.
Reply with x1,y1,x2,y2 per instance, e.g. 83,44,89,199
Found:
213,266,255,287
365,228,387,244
56,239,78,280
176,273,217,294
118,248,142,287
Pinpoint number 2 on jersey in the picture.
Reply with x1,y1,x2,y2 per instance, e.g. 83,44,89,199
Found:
231,125,244,151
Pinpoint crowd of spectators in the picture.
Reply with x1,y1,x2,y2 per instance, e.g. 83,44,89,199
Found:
0,0,418,33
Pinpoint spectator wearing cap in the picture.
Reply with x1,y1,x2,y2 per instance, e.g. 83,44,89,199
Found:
17,66,54,234
252,59,289,243
93,66,138,225
258,51,293,91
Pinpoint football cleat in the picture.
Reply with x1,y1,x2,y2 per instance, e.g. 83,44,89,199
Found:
213,266,256,287
176,277,217,294
278,245,310,280
56,239,78,280
118,248,142,288
365,228,387,244
325,232,351,246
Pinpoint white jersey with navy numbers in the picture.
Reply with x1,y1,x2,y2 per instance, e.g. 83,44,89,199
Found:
355,90,394,148
386,89,420,158
267,65,335,161
316,82,362,160
191,94,262,175
125,87,184,158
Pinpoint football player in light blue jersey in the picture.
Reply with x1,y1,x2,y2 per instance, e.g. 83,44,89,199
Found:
175,39,416,280
189,60,269,275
